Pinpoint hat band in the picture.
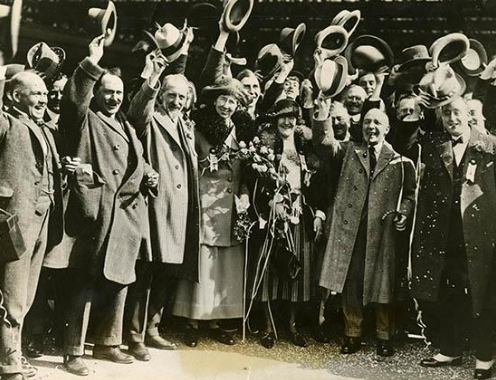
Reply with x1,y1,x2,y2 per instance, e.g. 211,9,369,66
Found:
161,31,187,57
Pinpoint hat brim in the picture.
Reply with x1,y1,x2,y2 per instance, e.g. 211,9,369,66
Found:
314,56,348,98
398,57,431,72
345,34,394,74
455,39,488,76
102,1,117,47
256,44,283,79
415,73,466,109
315,25,348,59
222,0,253,33
291,23,306,56
430,33,469,67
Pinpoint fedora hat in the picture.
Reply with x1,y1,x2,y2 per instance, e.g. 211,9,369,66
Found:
256,43,284,79
86,1,117,47
455,39,487,76
415,64,466,109
187,3,220,29
315,25,349,60
0,0,22,61
144,22,188,63
398,45,431,71
314,56,348,98
430,32,469,67
345,34,394,74
26,42,65,81
222,0,254,33
331,10,361,37
278,23,306,57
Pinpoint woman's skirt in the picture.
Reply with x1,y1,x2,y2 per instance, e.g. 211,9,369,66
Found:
173,243,244,320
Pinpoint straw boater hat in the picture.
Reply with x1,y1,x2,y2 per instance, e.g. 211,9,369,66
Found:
26,42,65,81
278,23,306,57
345,34,394,74
85,1,117,47
314,25,349,60
331,10,361,37
222,0,254,33
0,0,22,60
313,56,348,98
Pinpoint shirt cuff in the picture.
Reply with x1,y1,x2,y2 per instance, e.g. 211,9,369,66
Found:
315,210,326,221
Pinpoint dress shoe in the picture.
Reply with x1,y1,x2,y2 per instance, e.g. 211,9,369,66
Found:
128,342,151,362
64,355,89,377
2,373,25,380
93,345,134,364
25,335,44,358
20,357,37,378
184,326,199,347
376,339,394,357
340,336,362,355
209,328,235,345
420,356,463,368
260,332,275,349
314,325,330,344
290,331,308,348
474,368,492,380
145,335,177,350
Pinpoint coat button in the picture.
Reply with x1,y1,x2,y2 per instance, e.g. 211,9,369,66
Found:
358,169,363,173
175,165,179,170
34,181,40,185
113,144,120,150
353,186,358,191
227,188,232,194
343,220,348,225
177,184,182,189
348,204,352,208
186,133,192,139
132,203,137,209
113,169,120,175
228,177,233,182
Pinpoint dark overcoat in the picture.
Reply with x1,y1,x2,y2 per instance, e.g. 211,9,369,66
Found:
59,58,152,285
411,129,496,315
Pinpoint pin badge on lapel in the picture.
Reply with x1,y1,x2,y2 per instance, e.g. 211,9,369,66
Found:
466,160,477,183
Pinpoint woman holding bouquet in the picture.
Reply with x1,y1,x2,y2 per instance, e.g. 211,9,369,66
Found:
247,99,327,348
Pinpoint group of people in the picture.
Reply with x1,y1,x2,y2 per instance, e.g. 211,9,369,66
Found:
1,1,496,380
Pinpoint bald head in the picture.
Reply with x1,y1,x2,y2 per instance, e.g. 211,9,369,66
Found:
344,85,367,116
10,71,48,121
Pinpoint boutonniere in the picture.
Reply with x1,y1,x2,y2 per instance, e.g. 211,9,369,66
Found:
300,155,316,187
473,141,485,154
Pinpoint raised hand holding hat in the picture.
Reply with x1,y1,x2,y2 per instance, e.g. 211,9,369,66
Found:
85,1,117,47
221,0,254,33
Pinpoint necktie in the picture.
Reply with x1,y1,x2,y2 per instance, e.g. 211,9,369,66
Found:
369,146,377,175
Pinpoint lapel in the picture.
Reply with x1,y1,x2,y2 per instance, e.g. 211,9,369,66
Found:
96,110,130,142
436,139,454,182
460,128,483,180
353,144,370,177
372,142,395,180
11,108,46,153
155,111,183,150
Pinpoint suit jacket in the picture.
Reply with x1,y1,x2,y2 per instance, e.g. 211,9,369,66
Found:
313,116,416,305
0,80,64,259
411,128,496,315
128,80,201,282
60,57,151,285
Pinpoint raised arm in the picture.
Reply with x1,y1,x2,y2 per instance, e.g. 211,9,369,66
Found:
199,22,229,89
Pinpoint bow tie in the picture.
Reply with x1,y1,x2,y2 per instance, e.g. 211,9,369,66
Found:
451,136,465,146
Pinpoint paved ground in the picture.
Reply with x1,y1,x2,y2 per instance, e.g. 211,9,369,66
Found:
30,331,485,380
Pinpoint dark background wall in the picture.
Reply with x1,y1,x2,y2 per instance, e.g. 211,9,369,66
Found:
8,0,496,84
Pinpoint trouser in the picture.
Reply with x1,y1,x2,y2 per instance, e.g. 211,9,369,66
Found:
124,261,179,343
0,209,50,375
62,269,127,356
343,303,396,340
438,281,495,361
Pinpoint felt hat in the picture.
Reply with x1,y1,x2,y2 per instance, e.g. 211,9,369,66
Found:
201,76,244,103
430,32,470,67
222,0,254,33
256,43,284,79
26,42,65,82
345,35,394,74
414,64,466,109
0,0,22,61
313,55,348,98
398,45,431,71
86,1,117,47
455,38,487,76
278,23,306,56
268,98,301,119
144,22,189,63
314,25,348,59
331,10,361,37
187,3,219,29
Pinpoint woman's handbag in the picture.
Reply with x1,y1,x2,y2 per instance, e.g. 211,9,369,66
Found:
272,244,301,281
0,208,26,264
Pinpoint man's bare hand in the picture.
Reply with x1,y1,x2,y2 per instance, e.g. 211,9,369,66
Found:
88,33,106,64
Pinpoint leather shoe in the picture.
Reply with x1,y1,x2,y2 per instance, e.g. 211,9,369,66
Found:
145,335,177,350
340,336,361,355
290,331,308,348
64,355,89,377
25,335,44,358
93,345,134,364
20,357,37,378
474,368,492,380
420,357,463,368
209,328,235,345
128,342,151,362
376,339,394,357
260,332,275,349
184,326,199,347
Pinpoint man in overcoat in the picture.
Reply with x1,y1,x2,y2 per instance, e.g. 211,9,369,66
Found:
412,96,496,380
313,96,416,357
125,52,200,359
0,68,64,380
58,35,158,376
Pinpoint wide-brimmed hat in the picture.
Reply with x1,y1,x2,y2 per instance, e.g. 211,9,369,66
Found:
278,23,306,57
315,25,349,59
331,10,361,37
222,0,253,33
414,64,466,109
398,45,431,72
144,22,188,63
26,42,65,82
455,39,487,76
313,55,348,98
256,43,284,79
0,0,22,61
201,76,244,103
345,35,394,74
85,1,117,47
430,32,470,67
268,98,301,119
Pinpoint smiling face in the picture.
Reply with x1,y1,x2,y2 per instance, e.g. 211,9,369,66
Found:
330,103,351,140
162,80,188,118
396,96,422,121
11,72,48,121
240,74,261,109
48,76,67,114
441,97,470,138
283,77,300,100
358,73,377,97
344,85,366,116
94,74,124,117
362,108,390,145
467,99,485,131
214,94,238,120
276,114,297,140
